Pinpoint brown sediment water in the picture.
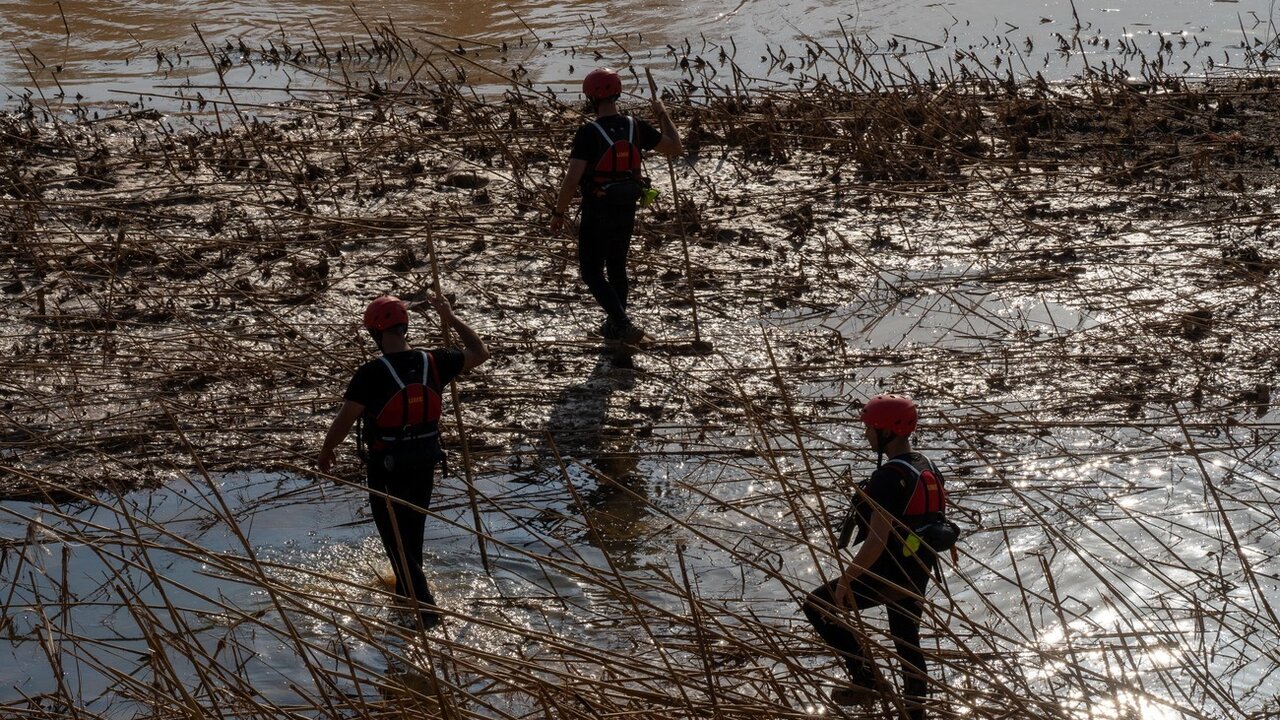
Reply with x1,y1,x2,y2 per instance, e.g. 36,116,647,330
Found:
1,14,1279,720
0,0,1267,109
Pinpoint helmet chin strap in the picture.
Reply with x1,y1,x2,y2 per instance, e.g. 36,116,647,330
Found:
875,429,894,469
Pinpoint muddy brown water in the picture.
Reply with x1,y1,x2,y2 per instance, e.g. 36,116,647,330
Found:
0,0,1268,109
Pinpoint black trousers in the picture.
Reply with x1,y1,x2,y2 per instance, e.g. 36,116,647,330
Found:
802,553,934,718
578,200,638,329
367,460,437,623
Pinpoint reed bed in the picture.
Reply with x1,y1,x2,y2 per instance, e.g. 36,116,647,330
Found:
2,18,1279,720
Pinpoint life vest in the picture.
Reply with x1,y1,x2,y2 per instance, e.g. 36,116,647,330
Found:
882,457,955,557
588,116,643,191
371,351,442,452
837,455,949,550
885,458,947,522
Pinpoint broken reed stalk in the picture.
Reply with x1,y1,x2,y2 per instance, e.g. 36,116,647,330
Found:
674,541,722,719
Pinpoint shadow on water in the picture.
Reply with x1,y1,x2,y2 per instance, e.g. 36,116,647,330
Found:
542,355,654,570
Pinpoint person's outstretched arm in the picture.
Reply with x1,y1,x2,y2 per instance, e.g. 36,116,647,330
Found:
432,292,490,373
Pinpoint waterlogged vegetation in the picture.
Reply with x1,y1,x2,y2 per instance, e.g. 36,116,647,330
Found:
2,13,1280,720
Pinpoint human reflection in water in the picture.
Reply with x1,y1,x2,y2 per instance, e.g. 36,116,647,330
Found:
378,650,447,712
545,356,651,570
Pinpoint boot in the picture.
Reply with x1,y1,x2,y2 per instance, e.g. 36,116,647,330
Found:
599,318,622,340
620,322,647,347
830,667,880,705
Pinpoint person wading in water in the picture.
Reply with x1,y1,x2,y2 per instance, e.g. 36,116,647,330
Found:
802,393,959,718
318,293,489,629
549,67,683,347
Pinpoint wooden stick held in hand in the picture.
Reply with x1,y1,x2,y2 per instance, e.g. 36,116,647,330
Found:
646,67,709,352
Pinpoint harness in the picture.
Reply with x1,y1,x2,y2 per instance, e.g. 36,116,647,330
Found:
371,350,442,453
884,458,947,525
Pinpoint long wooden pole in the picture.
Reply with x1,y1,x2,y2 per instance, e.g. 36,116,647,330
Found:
422,221,491,574
645,68,709,352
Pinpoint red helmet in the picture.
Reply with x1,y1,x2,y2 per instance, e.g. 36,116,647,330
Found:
583,68,622,100
362,295,409,332
860,393,918,436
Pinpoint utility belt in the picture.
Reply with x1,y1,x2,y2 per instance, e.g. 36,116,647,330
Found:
590,175,650,206
902,515,961,557
372,429,446,475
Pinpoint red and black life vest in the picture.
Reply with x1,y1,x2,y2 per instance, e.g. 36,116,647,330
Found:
883,457,947,524
589,116,643,189
371,351,442,452
839,455,948,549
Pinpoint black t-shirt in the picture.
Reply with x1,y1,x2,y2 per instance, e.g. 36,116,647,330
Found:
852,452,942,550
569,114,662,190
344,348,464,444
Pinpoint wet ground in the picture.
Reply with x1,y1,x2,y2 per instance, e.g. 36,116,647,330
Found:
2,43,1280,719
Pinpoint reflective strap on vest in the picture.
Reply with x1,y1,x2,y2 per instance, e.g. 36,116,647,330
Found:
378,429,440,443
378,355,405,390
589,117,635,145
589,120,612,146
884,458,917,478
378,351,431,390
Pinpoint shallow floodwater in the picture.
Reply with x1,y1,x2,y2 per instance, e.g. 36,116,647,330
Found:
2,290,1277,717
0,0,1271,109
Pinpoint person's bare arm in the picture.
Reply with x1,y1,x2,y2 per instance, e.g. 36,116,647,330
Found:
550,159,587,233
318,400,364,472
431,292,490,373
650,98,683,158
